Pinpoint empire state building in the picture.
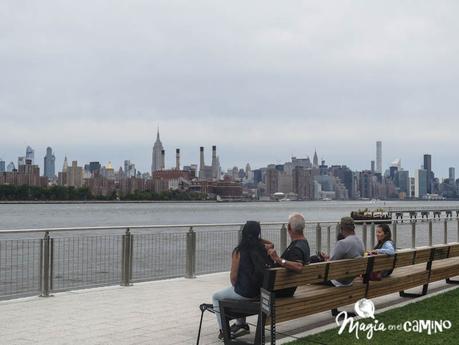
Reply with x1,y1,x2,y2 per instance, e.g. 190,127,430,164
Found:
151,128,165,174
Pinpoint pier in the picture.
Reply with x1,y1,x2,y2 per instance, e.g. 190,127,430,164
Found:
385,206,459,220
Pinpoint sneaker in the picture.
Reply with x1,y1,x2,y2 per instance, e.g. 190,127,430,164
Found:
230,323,250,338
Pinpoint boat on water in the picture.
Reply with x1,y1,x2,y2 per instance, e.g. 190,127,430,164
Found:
350,208,392,224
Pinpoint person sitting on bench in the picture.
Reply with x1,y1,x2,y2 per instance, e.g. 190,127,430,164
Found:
369,223,395,278
212,221,270,340
266,212,311,297
322,217,365,286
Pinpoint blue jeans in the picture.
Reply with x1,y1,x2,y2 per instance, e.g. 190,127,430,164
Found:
212,286,251,330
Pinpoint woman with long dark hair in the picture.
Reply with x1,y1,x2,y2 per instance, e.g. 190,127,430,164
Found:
373,223,395,255
212,221,270,340
371,223,395,278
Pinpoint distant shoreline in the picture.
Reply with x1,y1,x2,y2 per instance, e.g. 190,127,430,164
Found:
0,199,457,205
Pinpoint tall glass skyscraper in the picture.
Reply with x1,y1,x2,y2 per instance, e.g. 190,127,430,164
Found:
44,147,56,180
423,154,432,194
376,141,382,174
0,159,5,173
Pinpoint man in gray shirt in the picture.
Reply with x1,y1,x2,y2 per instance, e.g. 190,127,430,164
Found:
325,217,365,286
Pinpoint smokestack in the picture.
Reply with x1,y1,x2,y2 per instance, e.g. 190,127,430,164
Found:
176,148,180,170
161,150,165,170
211,145,217,179
200,147,205,169
199,147,205,179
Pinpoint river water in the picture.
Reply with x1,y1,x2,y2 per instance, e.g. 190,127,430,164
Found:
1,200,459,230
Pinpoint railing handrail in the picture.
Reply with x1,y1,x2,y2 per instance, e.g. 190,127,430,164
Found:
0,216,457,234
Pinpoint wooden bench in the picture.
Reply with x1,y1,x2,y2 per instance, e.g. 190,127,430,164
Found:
218,242,459,345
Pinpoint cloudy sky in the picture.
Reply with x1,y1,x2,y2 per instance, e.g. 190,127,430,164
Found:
1,1,458,177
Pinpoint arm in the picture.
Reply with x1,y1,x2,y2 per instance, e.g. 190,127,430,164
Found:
267,248,304,273
375,241,395,256
230,250,240,286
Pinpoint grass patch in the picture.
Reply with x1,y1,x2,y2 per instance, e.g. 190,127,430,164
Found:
286,287,459,345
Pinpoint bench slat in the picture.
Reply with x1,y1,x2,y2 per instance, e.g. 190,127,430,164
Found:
394,251,415,268
326,257,368,280
272,264,328,290
449,243,459,257
372,255,395,271
367,271,429,299
275,285,366,322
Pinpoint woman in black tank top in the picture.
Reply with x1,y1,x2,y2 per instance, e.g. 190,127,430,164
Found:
212,221,270,339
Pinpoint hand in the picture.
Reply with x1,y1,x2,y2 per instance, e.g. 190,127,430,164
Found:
320,252,330,261
267,248,281,263
264,243,274,251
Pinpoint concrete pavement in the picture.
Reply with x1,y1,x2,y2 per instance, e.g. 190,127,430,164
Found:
0,272,457,345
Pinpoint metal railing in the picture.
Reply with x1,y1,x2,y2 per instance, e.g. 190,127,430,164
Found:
1,217,458,300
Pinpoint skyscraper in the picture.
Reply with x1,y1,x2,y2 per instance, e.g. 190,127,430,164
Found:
423,154,432,194
376,141,382,174
18,156,26,167
151,128,165,173
0,159,5,173
26,146,34,164
7,162,15,172
313,150,319,168
397,170,410,195
415,169,427,198
62,156,68,172
43,147,56,180
449,167,456,183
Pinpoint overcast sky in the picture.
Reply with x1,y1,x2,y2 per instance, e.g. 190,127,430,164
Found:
1,1,458,177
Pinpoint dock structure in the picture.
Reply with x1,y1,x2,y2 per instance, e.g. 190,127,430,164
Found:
385,206,459,221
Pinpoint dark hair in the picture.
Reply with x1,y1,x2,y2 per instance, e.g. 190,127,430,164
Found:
235,221,262,252
234,221,269,281
374,223,392,249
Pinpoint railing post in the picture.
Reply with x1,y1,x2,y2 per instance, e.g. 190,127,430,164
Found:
121,228,133,286
370,223,376,249
362,223,368,250
444,219,448,244
392,221,397,249
316,223,322,254
185,227,196,279
428,220,433,247
457,218,459,242
327,226,331,255
280,224,287,253
40,231,53,297
411,220,416,248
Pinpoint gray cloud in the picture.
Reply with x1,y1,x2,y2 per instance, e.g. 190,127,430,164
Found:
1,1,458,176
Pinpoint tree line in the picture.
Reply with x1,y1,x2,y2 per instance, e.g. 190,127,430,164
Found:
0,185,207,201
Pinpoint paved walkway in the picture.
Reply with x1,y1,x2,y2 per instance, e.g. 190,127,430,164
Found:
0,273,458,345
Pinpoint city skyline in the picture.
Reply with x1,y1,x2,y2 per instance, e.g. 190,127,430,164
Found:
0,138,457,181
